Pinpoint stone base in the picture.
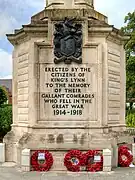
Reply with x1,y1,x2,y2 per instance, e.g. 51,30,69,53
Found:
3,127,134,170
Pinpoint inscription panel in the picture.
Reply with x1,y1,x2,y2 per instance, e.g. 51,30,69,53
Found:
39,64,98,121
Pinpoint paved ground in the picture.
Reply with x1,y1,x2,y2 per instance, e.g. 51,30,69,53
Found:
1,165,135,180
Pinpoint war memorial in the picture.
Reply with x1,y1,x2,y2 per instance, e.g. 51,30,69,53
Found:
0,0,134,173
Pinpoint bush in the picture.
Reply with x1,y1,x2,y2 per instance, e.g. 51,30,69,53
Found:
0,105,12,139
126,109,135,127
0,86,7,106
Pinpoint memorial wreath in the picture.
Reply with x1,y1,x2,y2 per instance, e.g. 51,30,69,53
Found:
31,150,53,171
64,150,84,172
118,145,133,167
83,150,103,172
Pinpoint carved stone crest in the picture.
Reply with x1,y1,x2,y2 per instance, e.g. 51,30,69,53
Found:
54,18,82,64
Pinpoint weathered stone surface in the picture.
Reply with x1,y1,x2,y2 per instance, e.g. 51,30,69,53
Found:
4,0,130,171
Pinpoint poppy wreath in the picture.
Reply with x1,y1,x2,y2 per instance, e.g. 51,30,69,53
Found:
118,145,133,167
83,150,103,172
31,150,53,171
64,150,84,172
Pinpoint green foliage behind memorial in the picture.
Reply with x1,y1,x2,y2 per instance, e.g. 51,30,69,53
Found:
0,105,12,141
126,109,135,127
0,86,12,141
121,11,135,127
0,86,8,106
121,11,135,104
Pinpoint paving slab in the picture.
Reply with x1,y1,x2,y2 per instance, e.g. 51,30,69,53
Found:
0,167,135,180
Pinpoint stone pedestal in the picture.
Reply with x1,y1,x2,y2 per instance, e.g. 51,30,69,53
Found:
132,143,135,160
0,143,5,163
103,149,112,172
21,149,31,172
4,0,131,171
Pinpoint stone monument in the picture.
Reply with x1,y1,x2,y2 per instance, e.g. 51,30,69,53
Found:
4,0,132,170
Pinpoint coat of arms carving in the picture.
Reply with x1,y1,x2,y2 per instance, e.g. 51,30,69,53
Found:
53,18,82,64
